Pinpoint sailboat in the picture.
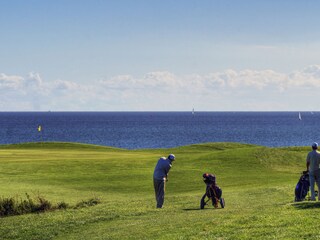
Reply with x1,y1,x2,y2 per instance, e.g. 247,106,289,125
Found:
192,108,195,116
298,112,302,120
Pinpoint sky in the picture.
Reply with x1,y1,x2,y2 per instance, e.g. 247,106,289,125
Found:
1,0,320,111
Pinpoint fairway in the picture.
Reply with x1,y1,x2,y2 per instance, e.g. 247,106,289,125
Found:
0,142,318,239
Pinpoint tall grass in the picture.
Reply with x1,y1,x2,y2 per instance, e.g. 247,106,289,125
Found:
0,194,52,217
0,193,101,217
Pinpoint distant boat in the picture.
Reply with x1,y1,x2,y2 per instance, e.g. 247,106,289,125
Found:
299,112,302,120
192,108,195,116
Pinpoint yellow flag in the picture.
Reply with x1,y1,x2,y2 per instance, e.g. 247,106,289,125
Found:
38,125,42,132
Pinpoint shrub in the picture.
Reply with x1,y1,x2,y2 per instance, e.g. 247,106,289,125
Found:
35,196,52,212
75,197,101,208
18,193,36,214
0,194,101,217
0,194,53,217
0,197,17,216
57,201,69,209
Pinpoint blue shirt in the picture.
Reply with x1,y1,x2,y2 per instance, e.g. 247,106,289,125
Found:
153,157,172,180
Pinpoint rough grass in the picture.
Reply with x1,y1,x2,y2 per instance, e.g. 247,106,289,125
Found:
0,142,316,239
0,194,52,217
0,193,101,217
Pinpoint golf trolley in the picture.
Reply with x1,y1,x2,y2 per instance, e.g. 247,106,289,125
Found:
200,173,225,209
294,170,318,202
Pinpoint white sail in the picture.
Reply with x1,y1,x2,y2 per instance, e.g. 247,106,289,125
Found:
299,112,302,120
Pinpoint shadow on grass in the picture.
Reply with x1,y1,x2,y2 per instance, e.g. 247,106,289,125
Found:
183,207,223,211
292,201,320,209
183,208,204,211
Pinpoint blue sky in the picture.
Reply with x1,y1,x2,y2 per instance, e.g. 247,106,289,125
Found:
1,0,320,111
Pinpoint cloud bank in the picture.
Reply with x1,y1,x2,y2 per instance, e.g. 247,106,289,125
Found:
1,65,320,111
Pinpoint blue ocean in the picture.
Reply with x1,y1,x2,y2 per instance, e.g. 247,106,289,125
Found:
0,112,318,149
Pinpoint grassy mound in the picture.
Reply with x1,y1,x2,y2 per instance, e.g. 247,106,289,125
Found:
0,142,315,239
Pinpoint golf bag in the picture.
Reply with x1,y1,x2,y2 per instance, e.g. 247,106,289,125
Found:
200,173,225,209
294,171,310,202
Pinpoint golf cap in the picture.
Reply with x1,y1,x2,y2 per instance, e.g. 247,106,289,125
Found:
168,154,175,161
312,142,318,149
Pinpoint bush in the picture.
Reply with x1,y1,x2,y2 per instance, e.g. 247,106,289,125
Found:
57,201,69,209
35,196,52,212
0,197,17,216
75,197,101,208
18,193,36,214
0,194,101,217
0,194,53,217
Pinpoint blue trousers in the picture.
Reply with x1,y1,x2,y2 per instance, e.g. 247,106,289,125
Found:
153,178,165,208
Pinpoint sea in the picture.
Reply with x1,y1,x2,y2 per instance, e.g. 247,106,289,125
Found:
0,111,318,149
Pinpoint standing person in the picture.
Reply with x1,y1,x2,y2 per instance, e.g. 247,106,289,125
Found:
306,142,320,201
153,154,175,208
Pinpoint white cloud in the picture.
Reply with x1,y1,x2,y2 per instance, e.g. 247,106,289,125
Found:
53,79,83,91
100,71,181,90
26,72,43,87
2,65,320,110
142,71,181,88
0,73,24,90
288,65,320,88
100,75,136,90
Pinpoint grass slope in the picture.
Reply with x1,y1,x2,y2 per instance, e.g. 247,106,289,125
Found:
0,142,317,239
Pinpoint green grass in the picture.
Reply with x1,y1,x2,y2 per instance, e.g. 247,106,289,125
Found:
0,142,317,239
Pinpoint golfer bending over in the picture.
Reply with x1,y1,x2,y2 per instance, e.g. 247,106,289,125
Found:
153,154,175,208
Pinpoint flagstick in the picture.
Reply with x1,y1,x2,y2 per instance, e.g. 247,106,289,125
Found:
38,125,42,146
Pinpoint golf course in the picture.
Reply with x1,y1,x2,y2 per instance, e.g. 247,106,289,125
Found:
0,142,318,239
